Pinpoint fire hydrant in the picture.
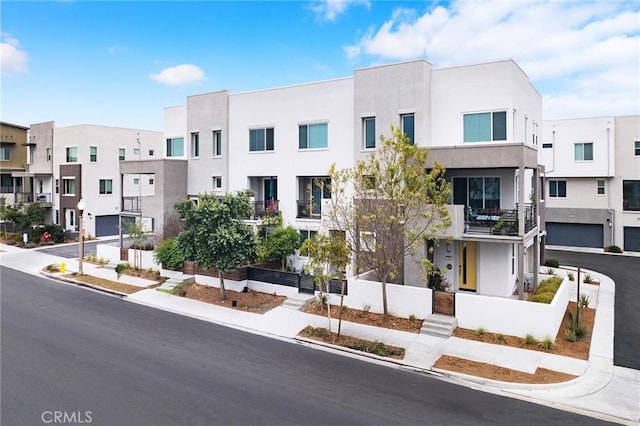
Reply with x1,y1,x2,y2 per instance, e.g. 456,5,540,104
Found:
60,262,66,273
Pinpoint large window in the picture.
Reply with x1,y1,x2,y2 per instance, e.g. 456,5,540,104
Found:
166,138,184,157
66,147,77,162
363,117,376,149
623,180,640,211
249,128,274,152
191,132,199,158
0,147,10,161
549,180,567,198
62,178,76,195
213,130,222,156
469,177,500,209
575,142,593,161
90,146,97,162
401,114,415,145
99,179,113,195
299,123,328,149
463,111,507,142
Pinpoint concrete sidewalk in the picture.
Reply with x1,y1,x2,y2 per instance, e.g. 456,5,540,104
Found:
2,244,638,424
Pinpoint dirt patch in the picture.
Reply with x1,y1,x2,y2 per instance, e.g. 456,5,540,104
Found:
61,273,147,294
303,301,423,333
119,267,166,283
183,283,285,314
452,302,594,359
433,355,577,384
299,325,405,359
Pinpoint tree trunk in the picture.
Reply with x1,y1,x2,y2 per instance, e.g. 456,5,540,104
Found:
219,270,227,300
381,279,389,319
325,280,332,333
337,280,345,339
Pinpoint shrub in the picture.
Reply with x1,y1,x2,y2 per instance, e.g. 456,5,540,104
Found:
494,333,507,344
531,292,555,304
46,264,60,273
531,276,563,304
604,245,622,253
538,336,555,351
543,258,560,268
567,272,574,281
115,262,130,275
153,238,183,271
303,325,332,339
522,334,537,345
408,314,417,322
544,268,556,275
475,327,486,336
32,224,65,243
582,273,595,284
579,294,590,309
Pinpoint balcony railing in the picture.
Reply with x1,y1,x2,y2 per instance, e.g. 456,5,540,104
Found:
464,204,537,236
14,192,33,204
35,193,52,203
248,200,279,220
296,199,321,219
123,196,141,213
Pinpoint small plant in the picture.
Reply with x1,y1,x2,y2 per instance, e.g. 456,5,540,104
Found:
115,262,129,276
522,333,537,346
341,305,349,314
475,327,486,336
604,245,622,253
303,325,332,339
543,258,560,268
566,330,578,342
362,304,371,313
172,283,187,297
408,314,417,322
315,292,328,307
567,309,589,341
45,264,60,273
579,294,590,309
494,333,507,344
582,273,595,284
538,336,555,351
544,267,556,275
567,271,574,281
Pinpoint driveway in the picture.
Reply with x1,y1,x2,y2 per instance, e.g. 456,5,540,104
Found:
545,249,640,370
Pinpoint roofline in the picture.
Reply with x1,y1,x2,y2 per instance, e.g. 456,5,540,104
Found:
0,121,29,130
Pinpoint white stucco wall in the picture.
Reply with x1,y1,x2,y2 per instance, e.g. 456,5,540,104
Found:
164,105,187,159
476,241,514,297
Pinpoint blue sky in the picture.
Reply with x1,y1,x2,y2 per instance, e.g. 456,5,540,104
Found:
2,0,639,131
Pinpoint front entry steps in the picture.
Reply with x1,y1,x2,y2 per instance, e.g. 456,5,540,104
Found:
421,314,458,338
283,294,315,310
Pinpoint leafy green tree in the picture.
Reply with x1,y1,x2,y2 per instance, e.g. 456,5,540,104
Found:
326,126,451,318
154,238,183,271
1,203,45,241
262,225,300,270
126,220,147,269
175,191,258,300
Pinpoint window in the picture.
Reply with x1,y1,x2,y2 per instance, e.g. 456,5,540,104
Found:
574,142,593,161
68,210,75,227
401,114,415,145
149,177,154,185
149,149,155,156
542,143,553,148
62,178,76,195
360,231,376,252
213,130,222,156
66,147,77,162
133,178,139,185
55,179,59,194
549,180,567,198
468,177,500,209
99,179,113,195
119,148,126,161
0,147,10,161
635,141,640,156
299,230,318,255
249,128,274,152
623,180,640,211
90,146,97,162
133,148,140,156
166,137,184,157
597,179,605,195
55,209,59,225
299,123,328,149
463,111,507,142
47,148,52,161
213,176,222,190
363,117,376,149
191,132,199,158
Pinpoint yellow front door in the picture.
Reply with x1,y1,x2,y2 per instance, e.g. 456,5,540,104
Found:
458,241,477,291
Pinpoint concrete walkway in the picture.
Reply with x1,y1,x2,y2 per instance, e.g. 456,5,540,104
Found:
1,243,638,425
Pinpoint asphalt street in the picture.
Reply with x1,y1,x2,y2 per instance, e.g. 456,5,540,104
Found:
0,267,609,426
546,249,640,370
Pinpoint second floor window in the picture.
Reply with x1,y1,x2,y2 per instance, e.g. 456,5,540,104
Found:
463,111,507,142
66,147,77,162
363,117,376,149
191,132,199,158
299,123,328,149
597,179,605,195
166,137,184,157
99,179,113,195
90,146,97,162
63,178,76,195
119,148,126,161
623,180,640,211
635,141,640,156
549,180,566,198
575,142,593,161
0,147,10,161
213,130,222,156
249,128,274,152
401,114,415,145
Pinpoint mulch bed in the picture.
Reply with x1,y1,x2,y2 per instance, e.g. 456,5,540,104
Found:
61,273,147,294
299,326,405,359
183,283,285,314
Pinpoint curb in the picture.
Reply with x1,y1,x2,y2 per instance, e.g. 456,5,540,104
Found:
39,270,128,298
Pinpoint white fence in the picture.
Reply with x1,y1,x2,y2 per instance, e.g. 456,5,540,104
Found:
455,275,570,340
96,244,161,270
194,274,299,297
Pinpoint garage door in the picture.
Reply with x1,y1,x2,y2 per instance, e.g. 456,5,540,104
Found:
624,227,640,252
546,222,603,248
95,215,134,237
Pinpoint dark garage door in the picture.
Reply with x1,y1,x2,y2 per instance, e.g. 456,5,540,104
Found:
546,222,603,248
624,227,640,252
95,215,134,237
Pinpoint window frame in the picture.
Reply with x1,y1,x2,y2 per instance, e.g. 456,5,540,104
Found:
549,180,567,198
89,146,97,163
635,141,640,156
623,180,640,212
463,111,507,143
191,132,200,158
249,127,275,152
213,130,222,157
62,177,76,196
166,137,185,157
574,142,594,161
66,146,78,163
99,179,113,195
400,113,415,145
213,176,222,190
363,117,376,149
298,122,328,150
0,147,11,161
118,148,126,161
597,179,605,196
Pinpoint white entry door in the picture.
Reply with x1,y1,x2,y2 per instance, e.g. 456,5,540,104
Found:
65,209,76,232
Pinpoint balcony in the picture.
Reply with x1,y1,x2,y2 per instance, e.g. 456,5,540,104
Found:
248,200,279,220
465,204,537,236
12,192,53,208
122,196,141,213
296,199,321,219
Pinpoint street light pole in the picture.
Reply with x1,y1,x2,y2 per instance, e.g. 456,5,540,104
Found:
77,199,86,275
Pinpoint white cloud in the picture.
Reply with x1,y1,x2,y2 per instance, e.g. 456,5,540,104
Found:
107,45,120,54
309,0,370,22
150,64,206,86
1,33,28,76
345,1,640,117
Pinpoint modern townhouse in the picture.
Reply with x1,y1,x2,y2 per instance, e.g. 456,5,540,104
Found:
0,122,29,208
138,58,544,303
540,115,640,252
19,121,163,237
